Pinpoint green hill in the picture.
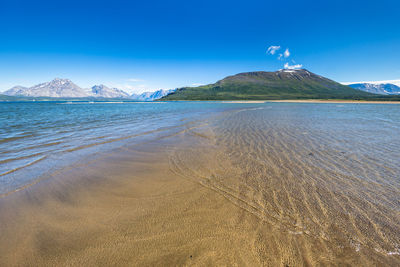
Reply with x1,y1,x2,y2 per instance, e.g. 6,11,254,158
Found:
161,69,394,101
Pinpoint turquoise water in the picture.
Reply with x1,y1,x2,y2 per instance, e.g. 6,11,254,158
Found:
1,101,399,197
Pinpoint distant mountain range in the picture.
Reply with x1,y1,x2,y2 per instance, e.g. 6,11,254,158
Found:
4,78,93,98
90,84,130,98
1,78,174,101
131,89,176,101
346,83,400,95
162,69,377,100
3,73,400,102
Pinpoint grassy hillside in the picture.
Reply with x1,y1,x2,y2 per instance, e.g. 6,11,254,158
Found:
161,69,398,101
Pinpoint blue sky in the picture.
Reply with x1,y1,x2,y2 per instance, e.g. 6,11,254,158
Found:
1,0,399,93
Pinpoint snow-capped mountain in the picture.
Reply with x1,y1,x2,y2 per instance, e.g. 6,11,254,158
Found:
131,89,176,101
2,78,176,100
91,84,130,98
3,86,29,96
4,78,92,98
3,78,131,98
347,83,400,95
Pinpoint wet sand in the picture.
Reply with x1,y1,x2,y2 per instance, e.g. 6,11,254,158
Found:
0,134,264,266
1,105,399,266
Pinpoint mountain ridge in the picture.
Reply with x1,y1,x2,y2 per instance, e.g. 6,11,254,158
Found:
90,84,130,98
131,89,176,101
2,78,171,100
347,83,400,95
3,78,92,98
161,69,378,100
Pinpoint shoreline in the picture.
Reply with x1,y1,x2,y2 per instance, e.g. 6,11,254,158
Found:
266,99,400,104
160,99,400,104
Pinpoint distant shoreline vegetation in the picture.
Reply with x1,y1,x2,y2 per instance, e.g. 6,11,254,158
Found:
160,69,400,101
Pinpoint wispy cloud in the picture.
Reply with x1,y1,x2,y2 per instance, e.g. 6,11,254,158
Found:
267,45,281,55
110,83,154,94
113,78,151,93
191,83,205,86
284,62,303,70
284,48,290,58
126,78,144,82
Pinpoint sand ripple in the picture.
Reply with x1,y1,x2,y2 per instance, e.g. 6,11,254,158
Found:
169,105,400,265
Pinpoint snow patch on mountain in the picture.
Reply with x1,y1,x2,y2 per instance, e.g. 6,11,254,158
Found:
3,78,133,98
91,84,130,98
131,89,176,101
346,83,400,95
343,79,400,87
2,78,185,100
4,78,91,98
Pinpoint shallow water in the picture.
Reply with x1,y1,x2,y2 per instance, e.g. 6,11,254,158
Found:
0,101,240,196
1,101,399,265
169,103,400,264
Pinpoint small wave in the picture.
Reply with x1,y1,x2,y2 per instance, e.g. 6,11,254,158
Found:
0,152,45,165
0,155,47,177
64,122,193,153
0,134,35,144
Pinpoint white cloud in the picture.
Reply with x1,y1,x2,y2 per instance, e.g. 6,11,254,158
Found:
267,45,281,55
284,48,290,58
267,45,304,69
284,62,303,70
110,78,152,94
126,78,144,82
110,83,155,94
191,83,205,86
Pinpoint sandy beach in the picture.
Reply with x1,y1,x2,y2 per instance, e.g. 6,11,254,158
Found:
0,133,264,266
1,104,399,266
